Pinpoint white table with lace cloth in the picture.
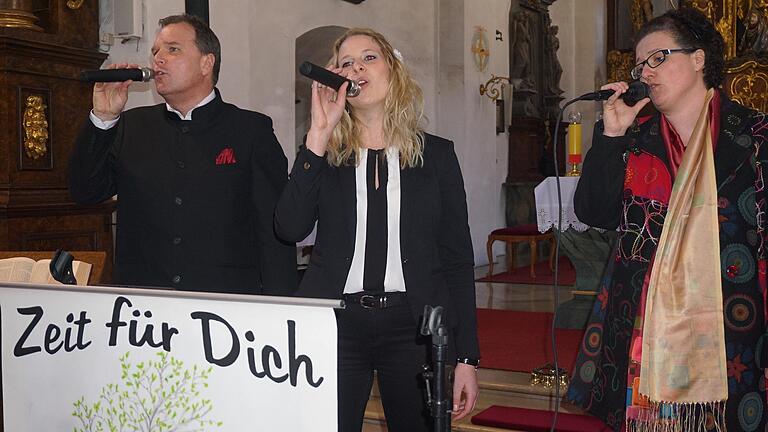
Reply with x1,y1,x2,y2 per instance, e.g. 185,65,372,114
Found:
534,176,590,233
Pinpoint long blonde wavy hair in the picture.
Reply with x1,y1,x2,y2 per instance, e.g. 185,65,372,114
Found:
327,28,426,168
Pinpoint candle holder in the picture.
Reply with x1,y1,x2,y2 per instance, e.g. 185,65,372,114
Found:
530,363,569,389
566,111,583,176
567,154,582,176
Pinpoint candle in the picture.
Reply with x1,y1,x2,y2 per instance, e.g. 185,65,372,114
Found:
567,122,582,156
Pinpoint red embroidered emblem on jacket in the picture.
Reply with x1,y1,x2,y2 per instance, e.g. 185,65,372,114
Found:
215,148,237,165
624,152,672,204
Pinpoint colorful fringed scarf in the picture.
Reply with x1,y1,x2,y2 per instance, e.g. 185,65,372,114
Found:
629,88,728,431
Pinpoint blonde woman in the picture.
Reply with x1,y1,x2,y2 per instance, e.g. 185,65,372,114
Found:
275,28,479,431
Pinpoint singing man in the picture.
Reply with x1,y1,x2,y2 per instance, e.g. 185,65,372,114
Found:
69,14,296,295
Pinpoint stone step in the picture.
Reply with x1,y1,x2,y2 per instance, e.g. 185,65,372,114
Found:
476,369,580,413
363,396,514,432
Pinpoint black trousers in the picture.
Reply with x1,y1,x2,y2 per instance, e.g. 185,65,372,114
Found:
336,297,432,432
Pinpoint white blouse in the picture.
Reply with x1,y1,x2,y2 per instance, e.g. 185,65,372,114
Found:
343,147,407,294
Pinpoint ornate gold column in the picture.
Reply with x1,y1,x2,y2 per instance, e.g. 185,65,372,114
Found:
0,0,42,31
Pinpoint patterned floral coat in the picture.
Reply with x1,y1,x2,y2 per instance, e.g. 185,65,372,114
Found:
566,94,768,431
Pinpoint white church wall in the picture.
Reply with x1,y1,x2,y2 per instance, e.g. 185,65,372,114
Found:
463,0,512,264
240,0,438,166
98,0,185,108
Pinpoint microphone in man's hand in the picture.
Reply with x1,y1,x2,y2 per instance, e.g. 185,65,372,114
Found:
79,67,155,83
579,80,651,106
299,62,361,97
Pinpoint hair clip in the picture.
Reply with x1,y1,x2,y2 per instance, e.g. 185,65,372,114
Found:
393,48,403,61
687,26,702,41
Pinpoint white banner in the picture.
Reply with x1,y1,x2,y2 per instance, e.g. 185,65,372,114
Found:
0,283,339,431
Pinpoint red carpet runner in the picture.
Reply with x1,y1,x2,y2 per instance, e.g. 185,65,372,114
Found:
476,309,584,373
473,310,606,431
477,257,576,286
471,406,611,432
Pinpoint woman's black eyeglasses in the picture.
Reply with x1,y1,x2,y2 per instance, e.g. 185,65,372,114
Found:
630,48,698,80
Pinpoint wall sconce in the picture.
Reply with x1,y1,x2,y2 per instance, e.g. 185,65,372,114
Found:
495,98,505,134
479,75,511,102
480,75,512,134
471,26,490,72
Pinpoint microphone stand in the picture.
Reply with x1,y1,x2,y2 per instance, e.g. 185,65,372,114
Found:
543,86,630,432
420,305,450,432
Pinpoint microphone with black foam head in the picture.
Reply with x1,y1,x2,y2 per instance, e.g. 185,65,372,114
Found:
79,67,155,83
577,80,651,106
299,61,361,97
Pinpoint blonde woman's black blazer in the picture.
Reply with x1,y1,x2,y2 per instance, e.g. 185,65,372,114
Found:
275,133,479,359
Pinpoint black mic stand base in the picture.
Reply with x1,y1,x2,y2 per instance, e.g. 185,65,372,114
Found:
421,305,452,432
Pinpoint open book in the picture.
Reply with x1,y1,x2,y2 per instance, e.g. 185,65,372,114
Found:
0,257,91,285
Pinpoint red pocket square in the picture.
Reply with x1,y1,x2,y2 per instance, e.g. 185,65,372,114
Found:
215,148,237,165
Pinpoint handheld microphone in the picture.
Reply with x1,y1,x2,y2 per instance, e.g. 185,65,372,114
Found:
578,80,651,106
299,61,361,97
79,67,155,83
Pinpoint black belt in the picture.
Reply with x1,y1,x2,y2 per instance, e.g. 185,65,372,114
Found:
343,292,408,309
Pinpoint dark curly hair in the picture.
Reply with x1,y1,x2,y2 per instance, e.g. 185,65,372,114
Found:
633,8,724,89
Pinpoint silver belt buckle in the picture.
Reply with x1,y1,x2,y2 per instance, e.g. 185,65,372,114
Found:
360,294,376,309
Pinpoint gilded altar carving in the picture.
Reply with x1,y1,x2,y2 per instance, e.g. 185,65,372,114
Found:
607,50,634,82
679,1,768,110
725,60,768,111
685,0,768,58
631,0,654,31
689,0,717,20
739,3,768,55
717,0,738,59
23,95,49,160
67,0,85,9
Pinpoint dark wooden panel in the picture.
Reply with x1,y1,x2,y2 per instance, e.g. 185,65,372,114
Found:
508,116,544,183
0,1,112,294
20,230,97,250
0,38,105,193
507,116,566,182
2,205,114,282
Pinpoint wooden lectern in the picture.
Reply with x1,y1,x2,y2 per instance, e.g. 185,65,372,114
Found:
0,250,106,284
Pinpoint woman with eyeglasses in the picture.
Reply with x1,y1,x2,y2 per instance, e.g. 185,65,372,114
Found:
566,8,768,432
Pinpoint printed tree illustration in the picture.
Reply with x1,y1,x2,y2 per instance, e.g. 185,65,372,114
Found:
72,351,223,432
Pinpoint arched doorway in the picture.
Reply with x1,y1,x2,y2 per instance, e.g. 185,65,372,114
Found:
294,25,347,154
